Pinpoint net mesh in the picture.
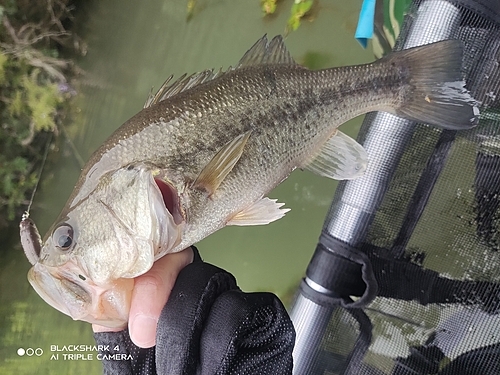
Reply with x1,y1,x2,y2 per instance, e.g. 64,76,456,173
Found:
312,0,500,373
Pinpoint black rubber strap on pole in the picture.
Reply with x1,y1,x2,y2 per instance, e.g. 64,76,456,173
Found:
304,232,378,309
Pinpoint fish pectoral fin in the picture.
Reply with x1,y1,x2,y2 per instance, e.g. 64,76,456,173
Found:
227,197,290,226
304,130,368,180
193,131,252,195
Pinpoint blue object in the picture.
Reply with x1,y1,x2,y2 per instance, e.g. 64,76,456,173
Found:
355,0,376,48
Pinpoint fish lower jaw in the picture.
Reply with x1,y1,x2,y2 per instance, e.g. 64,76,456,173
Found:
28,262,134,327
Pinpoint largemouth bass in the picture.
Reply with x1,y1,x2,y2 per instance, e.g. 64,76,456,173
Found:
21,36,478,327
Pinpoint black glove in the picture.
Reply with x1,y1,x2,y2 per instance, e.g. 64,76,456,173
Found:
94,252,295,375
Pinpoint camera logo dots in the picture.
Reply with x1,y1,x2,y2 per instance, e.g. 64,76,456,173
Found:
17,347,43,356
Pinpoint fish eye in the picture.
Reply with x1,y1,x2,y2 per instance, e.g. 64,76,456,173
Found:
53,224,75,251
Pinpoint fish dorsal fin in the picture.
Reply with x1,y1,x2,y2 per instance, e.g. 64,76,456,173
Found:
144,69,224,108
304,130,368,180
237,35,297,68
193,131,252,195
144,35,295,108
227,197,290,226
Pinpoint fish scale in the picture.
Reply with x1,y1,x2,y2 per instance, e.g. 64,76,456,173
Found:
21,35,479,327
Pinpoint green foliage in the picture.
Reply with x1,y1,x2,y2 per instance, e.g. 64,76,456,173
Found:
8,89,23,116
22,71,63,132
257,0,315,34
186,1,316,34
4,68,63,136
286,0,314,34
261,0,278,14
0,155,38,221
0,52,7,83
186,0,196,20
0,1,76,227
0,53,63,224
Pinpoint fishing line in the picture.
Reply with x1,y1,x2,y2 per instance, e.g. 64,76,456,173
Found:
59,123,85,169
23,132,53,219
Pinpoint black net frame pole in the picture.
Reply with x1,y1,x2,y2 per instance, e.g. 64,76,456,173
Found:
390,129,457,258
290,1,464,374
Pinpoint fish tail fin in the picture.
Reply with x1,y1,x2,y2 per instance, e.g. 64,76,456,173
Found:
383,40,479,130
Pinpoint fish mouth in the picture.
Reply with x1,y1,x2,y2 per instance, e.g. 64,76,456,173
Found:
28,261,133,328
151,176,186,257
154,178,184,225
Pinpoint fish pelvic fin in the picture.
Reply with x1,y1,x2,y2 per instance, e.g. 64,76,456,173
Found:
227,197,290,226
193,131,252,195
304,130,368,180
385,40,479,130
237,35,298,67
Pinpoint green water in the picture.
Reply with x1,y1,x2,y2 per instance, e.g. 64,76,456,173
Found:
0,0,372,373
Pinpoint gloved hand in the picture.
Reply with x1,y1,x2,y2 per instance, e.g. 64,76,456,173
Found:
93,249,295,375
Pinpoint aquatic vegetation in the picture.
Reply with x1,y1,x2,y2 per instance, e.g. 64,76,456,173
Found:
286,0,314,34
186,1,316,34
261,0,279,14
261,0,315,34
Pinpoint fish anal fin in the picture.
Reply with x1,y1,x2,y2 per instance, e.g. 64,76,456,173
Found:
304,130,368,180
193,131,252,195
228,197,290,226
